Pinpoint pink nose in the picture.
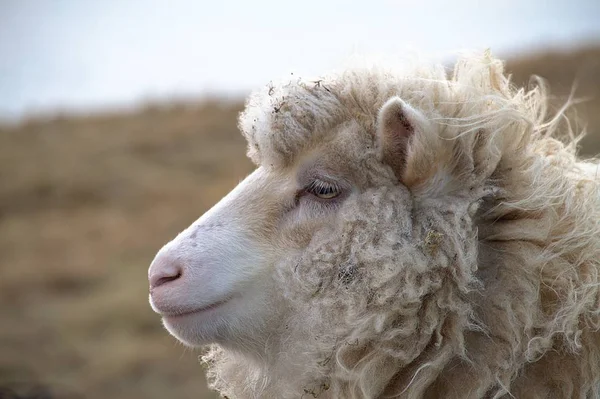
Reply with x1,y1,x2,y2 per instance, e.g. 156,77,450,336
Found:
149,252,183,289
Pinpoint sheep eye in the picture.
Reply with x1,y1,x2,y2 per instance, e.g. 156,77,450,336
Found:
306,180,341,200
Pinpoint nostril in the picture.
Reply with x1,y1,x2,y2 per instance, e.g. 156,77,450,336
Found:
153,272,181,288
148,247,184,289
149,266,182,289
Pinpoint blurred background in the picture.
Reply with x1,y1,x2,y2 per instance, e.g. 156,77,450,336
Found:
0,1,599,398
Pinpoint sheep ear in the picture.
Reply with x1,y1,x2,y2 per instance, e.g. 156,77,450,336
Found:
376,97,416,180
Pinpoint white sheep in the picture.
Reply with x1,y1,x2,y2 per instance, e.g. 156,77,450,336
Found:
148,52,600,398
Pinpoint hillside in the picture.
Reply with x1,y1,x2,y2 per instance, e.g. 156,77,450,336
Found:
0,46,599,399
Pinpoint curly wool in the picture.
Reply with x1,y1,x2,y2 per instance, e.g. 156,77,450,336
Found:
204,53,600,398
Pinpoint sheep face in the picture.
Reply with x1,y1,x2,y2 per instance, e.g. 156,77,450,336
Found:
147,97,454,355
148,127,388,347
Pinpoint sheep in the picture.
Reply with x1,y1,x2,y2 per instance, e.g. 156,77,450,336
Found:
148,52,600,398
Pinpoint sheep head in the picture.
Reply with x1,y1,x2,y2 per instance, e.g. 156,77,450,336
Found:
150,95,435,330
148,57,528,396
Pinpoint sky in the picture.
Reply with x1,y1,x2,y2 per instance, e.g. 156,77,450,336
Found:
1,0,599,119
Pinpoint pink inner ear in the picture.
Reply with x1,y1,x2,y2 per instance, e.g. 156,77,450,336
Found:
377,97,415,180
397,110,413,135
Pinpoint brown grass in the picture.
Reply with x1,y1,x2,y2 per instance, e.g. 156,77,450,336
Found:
1,46,599,399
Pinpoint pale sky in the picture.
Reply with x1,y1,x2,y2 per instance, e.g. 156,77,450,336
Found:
1,0,599,119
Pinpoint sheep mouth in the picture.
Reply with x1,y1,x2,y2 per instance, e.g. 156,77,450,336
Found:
161,297,233,319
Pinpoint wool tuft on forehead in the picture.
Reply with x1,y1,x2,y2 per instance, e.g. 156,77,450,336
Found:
238,61,450,166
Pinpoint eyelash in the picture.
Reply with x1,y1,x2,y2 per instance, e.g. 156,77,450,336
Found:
304,179,342,200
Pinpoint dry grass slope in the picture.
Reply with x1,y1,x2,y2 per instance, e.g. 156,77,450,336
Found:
0,46,599,399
